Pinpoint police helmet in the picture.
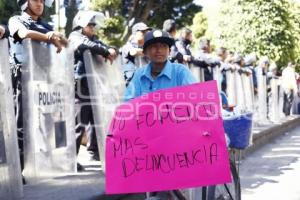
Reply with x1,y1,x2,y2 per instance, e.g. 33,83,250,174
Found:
72,11,106,30
17,0,54,11
143,29,175,51
199,38,210,50
244,53,257,66
259,56,269,66
163,19,176,33
132,22,151,34
232,53,243,63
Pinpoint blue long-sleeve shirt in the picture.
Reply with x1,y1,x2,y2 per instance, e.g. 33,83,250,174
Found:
124,60,197,101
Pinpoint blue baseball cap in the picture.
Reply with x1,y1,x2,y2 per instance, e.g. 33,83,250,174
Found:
143,29,175,51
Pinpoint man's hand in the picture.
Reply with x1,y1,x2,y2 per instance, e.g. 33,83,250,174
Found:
0,26,5,39
47,31,68,53
129,48,143,56
106,48,117,64
51,38,63,53
108,48,117,58
183,55,192,62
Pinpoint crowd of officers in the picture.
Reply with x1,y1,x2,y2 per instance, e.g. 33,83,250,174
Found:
0,0,299,182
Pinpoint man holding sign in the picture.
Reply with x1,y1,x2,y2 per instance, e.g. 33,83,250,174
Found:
124,29,197,101
106,30,231,198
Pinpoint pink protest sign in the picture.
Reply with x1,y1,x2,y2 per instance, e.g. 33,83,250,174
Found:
106,81,231,194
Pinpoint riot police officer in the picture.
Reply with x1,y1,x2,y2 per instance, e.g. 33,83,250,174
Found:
8,0,67,175
69,11,117,170
121,22,151,86
162,19,183,63
195,38,220,81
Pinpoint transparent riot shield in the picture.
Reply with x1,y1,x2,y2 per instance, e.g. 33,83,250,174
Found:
83,51,125,171
189,64,202,82
226,69,237,106
256,67,268,123
212,65,222,91
235,70,246,111
21,39,76,184
134,55,149,68
0,39,23,199
241,73,255,111
269,78,281,122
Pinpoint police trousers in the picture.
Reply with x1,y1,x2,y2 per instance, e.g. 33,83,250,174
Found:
11,64,24,170
283,90,294,116
75,77,98,155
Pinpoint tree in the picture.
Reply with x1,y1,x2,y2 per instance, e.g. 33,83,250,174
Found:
91,0,201,47
191,12,208,41
290,1,300,71
0,0,19,24
214,0,297,68
65,0,78,37
91,0,125,47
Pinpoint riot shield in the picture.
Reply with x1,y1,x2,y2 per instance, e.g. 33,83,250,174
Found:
212,65,222,91
269,78,281,122
226,69,237,106
235,71,246,111
0,39,23,199
189,64,202,82
190,64,205,82
256,67,268,123
83,51,125,171
241,73,255,111
21,39,76,184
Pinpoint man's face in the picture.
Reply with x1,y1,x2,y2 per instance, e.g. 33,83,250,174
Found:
135,30,147,44
186,32,193,43
83,24,96,38
145,42,170,64
28,0,44,17
221,51,227,61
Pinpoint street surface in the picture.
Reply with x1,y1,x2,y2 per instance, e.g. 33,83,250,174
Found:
240,125,300,200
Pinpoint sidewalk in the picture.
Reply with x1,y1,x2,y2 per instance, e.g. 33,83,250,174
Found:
21,116,300,200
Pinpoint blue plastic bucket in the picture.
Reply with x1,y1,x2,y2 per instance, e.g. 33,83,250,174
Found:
223,112,253,149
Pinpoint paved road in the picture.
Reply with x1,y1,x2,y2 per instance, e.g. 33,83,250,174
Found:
21,119,300,200
240,125,300,200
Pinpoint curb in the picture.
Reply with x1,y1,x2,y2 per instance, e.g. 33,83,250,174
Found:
242,116,300,158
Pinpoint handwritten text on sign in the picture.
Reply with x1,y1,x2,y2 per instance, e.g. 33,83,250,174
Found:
106,81,231,194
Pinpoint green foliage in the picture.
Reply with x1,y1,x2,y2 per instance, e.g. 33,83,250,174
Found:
191,12,208,40
92,0,121,12
0,0,55,24
289,1,300,71
0,0,19,24
97,16,125,47
91,0,125,47
90,0,201,47
213,0,298,68
146,0,202,28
